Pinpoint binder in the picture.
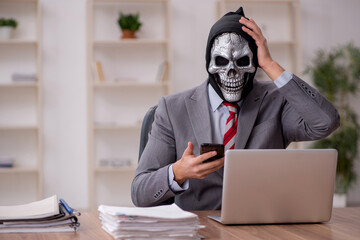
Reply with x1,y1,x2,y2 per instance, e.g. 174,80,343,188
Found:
0,195,80,233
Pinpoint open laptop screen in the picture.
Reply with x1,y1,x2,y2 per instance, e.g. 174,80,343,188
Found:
210,149,337,225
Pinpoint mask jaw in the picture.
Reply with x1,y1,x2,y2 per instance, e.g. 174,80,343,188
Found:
208,32,255,103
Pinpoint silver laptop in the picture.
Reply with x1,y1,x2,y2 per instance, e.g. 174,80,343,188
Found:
209,149,338,224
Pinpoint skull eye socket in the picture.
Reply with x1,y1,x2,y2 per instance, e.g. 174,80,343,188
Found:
215,56,229,66
236,56,250,67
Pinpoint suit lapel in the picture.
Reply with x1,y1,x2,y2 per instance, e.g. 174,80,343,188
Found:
184,80,267,177
185,81,212,147
236,82,268,149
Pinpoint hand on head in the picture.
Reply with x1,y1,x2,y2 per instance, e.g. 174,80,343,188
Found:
239,17,285,80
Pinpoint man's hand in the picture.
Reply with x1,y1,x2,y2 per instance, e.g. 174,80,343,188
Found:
239,17,285,81
172,142,224,185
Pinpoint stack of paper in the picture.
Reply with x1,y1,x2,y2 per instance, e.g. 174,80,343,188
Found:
0,195,80,233
98,203,204,239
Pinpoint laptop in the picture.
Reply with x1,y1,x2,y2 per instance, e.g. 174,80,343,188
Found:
209,149,338,224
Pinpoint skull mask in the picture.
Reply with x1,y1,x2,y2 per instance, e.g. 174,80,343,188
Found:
208,32,255,102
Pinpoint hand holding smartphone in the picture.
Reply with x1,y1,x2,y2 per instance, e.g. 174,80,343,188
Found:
200,143,224,163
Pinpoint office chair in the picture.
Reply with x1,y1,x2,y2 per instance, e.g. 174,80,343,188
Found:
138,105,158,162
137,105,175,205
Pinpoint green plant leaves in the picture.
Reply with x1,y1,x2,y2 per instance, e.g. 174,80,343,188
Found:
307,43,360,193
0,18,18,28
117,12,142,31
312,126,358,193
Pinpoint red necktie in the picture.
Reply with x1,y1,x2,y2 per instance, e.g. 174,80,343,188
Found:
223,102,238,150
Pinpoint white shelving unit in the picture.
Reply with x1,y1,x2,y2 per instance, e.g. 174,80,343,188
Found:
217,0,301,81
0,0,42,205
87,0,171,209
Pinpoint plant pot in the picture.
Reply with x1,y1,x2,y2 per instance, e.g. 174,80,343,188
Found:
0,26,14,40
333,193,347,208
121,30,136,39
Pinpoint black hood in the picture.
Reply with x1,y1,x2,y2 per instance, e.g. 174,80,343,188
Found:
205,7,258,103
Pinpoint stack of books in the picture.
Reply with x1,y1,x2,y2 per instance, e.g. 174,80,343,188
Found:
0,195,80,233
98,203,204,239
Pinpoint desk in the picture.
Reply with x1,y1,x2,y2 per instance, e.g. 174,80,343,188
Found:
0,208,359,240
196,208,360,240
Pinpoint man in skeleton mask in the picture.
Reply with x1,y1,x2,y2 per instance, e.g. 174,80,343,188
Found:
132,7,339,211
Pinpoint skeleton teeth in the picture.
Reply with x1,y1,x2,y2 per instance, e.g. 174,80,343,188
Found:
220,78,243,89
221,82,243,93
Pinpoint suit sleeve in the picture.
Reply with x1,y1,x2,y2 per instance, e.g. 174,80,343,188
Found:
131,97,177,207
279,75,340,144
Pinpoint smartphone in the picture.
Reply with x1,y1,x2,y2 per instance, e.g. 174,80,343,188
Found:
200,143,224,163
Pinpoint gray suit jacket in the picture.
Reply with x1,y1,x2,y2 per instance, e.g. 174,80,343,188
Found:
131,75,340,211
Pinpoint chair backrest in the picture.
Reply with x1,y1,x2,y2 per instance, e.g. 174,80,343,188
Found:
138,105,158,162
137,105,175,205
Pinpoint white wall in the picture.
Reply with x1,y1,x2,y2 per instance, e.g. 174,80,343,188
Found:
42,0,88,208
41,0,360,209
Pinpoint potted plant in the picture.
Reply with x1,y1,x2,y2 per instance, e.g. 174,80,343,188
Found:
117,12,142,39
306,43,360,207
0,18,18,40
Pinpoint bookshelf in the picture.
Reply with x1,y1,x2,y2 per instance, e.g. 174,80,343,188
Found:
0,0,42,205
87,0,171,209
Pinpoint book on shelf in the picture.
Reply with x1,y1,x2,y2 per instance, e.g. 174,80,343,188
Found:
93,61,105,83
0,195,80,233
98,203,204,239
155,61,169,82
0,156,14,168
99,157,132,167
11,73,37,83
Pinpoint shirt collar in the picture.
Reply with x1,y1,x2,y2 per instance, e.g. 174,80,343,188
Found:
208,84,244,112
208,84,223,112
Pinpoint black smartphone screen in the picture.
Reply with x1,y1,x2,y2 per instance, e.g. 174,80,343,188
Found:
200,143,224,163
